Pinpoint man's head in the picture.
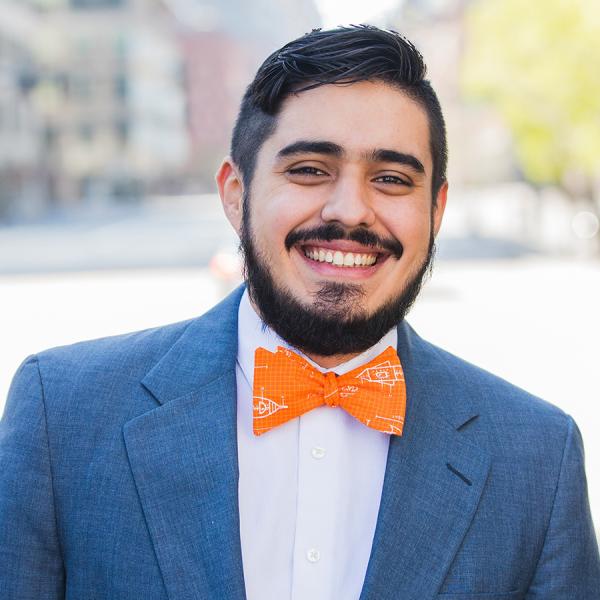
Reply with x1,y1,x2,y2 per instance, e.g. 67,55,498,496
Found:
217,25,448,364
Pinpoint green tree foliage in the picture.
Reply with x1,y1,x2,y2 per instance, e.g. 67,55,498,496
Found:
462,0,600,194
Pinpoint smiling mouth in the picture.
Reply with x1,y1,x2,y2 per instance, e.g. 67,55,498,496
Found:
301,244,389,268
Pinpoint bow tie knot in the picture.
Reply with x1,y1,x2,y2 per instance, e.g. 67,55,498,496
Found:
252,345,406,436
323,372,340,407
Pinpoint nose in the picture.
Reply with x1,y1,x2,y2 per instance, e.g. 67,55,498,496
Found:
320,173,376,228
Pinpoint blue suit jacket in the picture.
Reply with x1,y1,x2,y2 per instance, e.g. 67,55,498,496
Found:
1,286,599,599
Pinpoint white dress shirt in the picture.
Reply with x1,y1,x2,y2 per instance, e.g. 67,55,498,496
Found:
236,290,397,600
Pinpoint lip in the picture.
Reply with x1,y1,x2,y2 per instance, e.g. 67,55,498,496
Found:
294,245,391,280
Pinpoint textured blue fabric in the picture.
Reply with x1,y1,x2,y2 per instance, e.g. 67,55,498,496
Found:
1,285,599,599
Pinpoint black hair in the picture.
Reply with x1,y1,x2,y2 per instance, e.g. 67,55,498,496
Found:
230,24,447,204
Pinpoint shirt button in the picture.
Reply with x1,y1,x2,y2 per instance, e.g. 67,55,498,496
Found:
311,446,326,459
306,548,321,563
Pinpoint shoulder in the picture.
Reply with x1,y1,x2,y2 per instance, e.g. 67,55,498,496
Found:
30,285,245,391
401,321,572,449
429,336,563,418
33,317,195,385
10,319,197,423
13,286,244,420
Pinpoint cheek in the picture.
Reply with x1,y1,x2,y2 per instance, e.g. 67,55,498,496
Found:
384,204,432,249
249,204,303,261
255,189,323,241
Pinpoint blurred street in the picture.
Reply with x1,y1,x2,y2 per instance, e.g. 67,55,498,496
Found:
0,195,238,274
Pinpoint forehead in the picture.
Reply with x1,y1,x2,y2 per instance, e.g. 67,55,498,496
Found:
263,80,432,171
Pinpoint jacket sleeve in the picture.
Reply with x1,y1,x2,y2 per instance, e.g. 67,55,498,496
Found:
0,356,65,599
526,416,600,598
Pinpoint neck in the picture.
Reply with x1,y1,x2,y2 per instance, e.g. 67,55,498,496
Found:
303,351,362,369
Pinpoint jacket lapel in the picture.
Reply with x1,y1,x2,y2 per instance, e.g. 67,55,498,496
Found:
123,287,247,600
360,322,491,600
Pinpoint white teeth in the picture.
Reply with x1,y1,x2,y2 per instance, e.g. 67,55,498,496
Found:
304,247,378,267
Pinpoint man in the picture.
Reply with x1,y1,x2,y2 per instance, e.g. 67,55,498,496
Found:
1,25,598,600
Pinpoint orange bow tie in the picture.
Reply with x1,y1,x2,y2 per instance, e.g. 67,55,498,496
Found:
252,345,406,437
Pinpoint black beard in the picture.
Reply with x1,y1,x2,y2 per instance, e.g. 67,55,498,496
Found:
240,200,436,357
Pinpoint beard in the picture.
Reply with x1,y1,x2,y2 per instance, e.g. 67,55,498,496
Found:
240,197,436,357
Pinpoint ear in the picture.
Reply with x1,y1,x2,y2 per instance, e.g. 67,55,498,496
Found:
432,181,448,237
216,157,244,235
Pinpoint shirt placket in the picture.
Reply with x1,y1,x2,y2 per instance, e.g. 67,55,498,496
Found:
291,407,339,600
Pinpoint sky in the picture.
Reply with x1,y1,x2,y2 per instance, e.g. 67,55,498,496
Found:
315,0,403,27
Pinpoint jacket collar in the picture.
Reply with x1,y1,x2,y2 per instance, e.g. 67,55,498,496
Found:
140,285,244,405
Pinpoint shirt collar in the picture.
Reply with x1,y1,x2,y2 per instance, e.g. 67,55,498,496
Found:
237,289,398,388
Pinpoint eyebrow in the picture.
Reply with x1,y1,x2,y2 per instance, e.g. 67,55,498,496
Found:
276,140,343,159
276,139,425,174
368,149,425,174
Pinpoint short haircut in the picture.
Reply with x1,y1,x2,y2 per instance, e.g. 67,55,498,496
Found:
230,25,447,205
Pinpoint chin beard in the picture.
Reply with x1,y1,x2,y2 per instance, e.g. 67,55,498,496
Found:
239,207,436,357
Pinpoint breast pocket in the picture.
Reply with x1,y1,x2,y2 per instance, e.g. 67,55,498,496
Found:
436,591,522,600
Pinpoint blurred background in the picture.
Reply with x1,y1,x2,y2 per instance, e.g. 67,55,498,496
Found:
1,0,599,528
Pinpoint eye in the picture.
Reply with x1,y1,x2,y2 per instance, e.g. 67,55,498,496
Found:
287,165,328,177
374,174,412,186
285,164,331,185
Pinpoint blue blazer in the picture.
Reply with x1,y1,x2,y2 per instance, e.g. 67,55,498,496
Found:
1,286,599,599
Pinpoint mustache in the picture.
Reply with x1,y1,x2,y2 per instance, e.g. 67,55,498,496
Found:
285,224,404,259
